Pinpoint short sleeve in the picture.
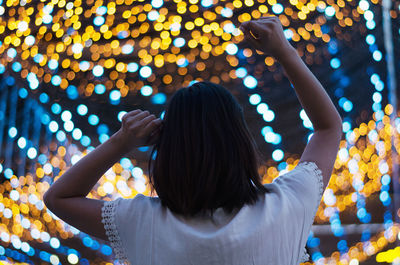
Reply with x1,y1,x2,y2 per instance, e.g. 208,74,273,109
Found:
101,194,151,265
101,198,130,264
272,161,324,263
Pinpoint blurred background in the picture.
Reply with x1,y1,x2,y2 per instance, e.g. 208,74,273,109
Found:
0,0,399,264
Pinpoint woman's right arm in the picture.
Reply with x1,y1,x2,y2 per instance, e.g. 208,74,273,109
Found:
277,46,342,191
276,47,342,131
240,17,342,190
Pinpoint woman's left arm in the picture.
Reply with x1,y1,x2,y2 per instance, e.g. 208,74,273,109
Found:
43,109,162,240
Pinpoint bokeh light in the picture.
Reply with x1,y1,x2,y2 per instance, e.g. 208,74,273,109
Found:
0,0,399,264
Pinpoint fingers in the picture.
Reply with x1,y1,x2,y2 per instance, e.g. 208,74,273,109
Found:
122,110,150,125
239,16,280,36
249,29,259,40
136,114,157,127
240,20,265,37
121,109,141,124
118,108,163,146
142,117,163,137
244,34,262,50
239,16,285,55
121,109,141,121
240,26,263,50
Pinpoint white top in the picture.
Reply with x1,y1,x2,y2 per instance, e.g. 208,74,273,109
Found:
101,161,324,265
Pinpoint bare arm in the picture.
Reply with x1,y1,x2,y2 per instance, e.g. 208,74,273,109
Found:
277,48,342,131
43,131,126,240
277,48,342,189
43,110,162,240
240,16,342,190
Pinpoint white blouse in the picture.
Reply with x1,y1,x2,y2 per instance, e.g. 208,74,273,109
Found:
101,161,324,265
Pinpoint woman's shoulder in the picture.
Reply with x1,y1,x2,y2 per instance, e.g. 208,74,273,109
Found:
264,161,323,194
130,193,161,204
113,193,161,212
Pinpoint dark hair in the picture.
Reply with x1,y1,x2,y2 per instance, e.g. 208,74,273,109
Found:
148,81,269,218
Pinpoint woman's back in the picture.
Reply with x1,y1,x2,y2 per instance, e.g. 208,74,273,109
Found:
44,16,342,265
102,161,324,265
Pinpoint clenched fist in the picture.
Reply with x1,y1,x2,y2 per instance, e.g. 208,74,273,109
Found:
240,16,295,60
113,109,163,154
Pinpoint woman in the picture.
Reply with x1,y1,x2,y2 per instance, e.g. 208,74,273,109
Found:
44,16,342,265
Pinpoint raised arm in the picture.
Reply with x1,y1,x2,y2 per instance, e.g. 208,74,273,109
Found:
240,16,342,190
43,110,162,240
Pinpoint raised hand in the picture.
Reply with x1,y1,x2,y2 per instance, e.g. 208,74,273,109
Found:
114,109,163,153
239,16,295,60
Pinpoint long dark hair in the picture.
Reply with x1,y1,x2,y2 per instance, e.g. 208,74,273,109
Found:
148,81,269,218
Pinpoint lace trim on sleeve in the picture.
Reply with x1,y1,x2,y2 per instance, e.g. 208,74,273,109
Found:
298,161,324,200
297,161,324,263
101,200,129,264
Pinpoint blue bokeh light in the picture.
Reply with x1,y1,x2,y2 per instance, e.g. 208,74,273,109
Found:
243,75,257,89
201,0,213,8
272,4,283,14
141,85,153,96
56,130,66,142
122,44,134,54
151,0,163,8
342,121,351,132
26,147,37,159
97,124,109,135
284,29,293,40
48,59,58,70
366,20,376,30
236,67,247,78
51,103,62,114
12,62,21,72
366,34,375,45
221,7,233,18
343,100,353,112
51,75,61,86
148,10,159,21
372,50,382,61
381,174,391,185
272,149,284,161
77,104,88,116
94,84,106,94
94,16,105,26
39,93,49,103
17,137,27,149
118,111,127,122
93,65,104,77
88,114,99,125
67,85,79,100
79,61,90,71
61,110,72,121
325,6,335,17
139,66,152,78
19,88,28,98
226,43,238,55
96,6,107,15
330,58,341,69
127,62,139,72
256,103,268,114
249,94,261,105
81,135,91,146
263,110,275,122
173,37,185,48
151,93,167,104
109,90,121,101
